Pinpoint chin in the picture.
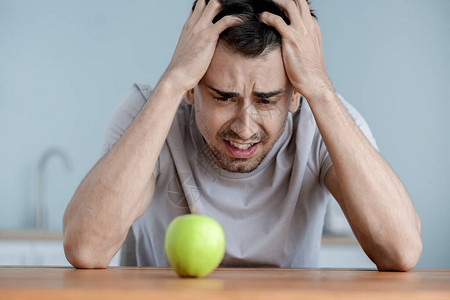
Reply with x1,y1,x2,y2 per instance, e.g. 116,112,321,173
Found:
221,162,259,173
214,152,268,173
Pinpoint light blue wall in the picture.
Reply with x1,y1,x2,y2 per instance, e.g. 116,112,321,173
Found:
0,0,190,231
1,1,449,267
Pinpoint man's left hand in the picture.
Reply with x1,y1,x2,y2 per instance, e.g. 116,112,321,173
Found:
259,0,333,100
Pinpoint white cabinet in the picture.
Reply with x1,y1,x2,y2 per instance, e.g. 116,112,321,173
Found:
320,244,376,269
0,238,374,268
0,240,120,266
0,241,32,265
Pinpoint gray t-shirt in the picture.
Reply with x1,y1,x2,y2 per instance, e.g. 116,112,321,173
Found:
102,83,378,268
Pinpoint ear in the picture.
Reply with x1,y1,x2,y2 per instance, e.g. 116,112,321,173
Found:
288,90,301,113
185,88,195,105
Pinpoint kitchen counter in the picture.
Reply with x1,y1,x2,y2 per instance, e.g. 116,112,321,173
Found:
0,230,63,240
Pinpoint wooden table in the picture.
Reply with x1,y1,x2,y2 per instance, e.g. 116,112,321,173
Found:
1,267,449,299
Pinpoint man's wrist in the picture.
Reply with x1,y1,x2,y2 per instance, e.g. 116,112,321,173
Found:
302,80,336,104
154,75,189,103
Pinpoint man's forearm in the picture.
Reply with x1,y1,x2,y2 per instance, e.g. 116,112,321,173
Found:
63,80,186,268
308,89,422,271
63,0,243,268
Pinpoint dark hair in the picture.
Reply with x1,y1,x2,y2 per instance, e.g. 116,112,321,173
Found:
192,0,317,58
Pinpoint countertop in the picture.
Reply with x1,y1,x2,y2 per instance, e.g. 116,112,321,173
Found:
1,267,449,299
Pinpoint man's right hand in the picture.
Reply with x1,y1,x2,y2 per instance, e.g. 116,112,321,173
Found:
161,0,242,93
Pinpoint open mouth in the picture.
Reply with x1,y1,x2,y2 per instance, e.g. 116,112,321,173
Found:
228,140,255,150
224,140,259,158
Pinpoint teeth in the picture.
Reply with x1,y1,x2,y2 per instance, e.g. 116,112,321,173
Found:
229,141,254,150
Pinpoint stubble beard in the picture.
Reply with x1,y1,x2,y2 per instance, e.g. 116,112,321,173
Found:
205,119,287,173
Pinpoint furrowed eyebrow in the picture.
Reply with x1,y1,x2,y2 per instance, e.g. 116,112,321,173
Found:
205,84,286,99
253,89,286,99
206,85,240,98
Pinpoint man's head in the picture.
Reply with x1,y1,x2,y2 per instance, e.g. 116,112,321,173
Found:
187,0,314,173
193,0,316,58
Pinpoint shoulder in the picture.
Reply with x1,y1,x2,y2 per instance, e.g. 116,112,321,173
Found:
113,83,153,120
133,83,153,101
336,93,379,150
291,93,364,126
292,93,377,150
101,83,153,155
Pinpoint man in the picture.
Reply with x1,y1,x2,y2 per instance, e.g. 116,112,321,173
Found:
63,0,422,270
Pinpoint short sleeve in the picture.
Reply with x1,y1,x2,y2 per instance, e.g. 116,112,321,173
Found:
100,83,160,176
318,93,379,187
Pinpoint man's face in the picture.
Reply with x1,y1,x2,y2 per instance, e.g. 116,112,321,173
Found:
186,43,300,173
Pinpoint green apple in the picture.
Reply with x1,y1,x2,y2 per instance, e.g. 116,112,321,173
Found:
164,214,226,278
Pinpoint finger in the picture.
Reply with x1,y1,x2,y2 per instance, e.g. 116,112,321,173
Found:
189,0,196,17
191,0,199,11
199,0,222,26
271,0,302,27
294,0,314,24
259,11,293,38
314,22,324,55
210,15,243,37
190,0,207,23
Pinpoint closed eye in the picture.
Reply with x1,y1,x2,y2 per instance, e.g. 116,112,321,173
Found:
215,96,232,102
257,99,277,106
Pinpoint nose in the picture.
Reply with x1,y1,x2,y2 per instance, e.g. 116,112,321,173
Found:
229,104,260,140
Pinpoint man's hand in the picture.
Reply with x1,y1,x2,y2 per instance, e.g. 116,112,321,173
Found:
162,0,242,93
259,0,332,100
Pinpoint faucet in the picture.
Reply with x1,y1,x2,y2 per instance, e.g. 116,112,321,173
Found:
36,147,72,231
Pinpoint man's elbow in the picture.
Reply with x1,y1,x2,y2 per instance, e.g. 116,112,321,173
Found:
377,236,423,272
63,237,111,269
